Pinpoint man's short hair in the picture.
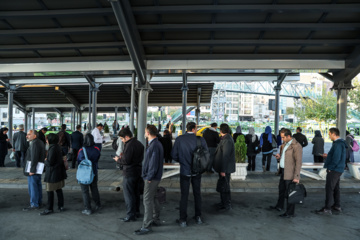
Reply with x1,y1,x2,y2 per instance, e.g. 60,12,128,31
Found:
18,124,24,130
280,128,292,137
210,122,218,128
97,123,103,127
41,127,48,132
119,127,133,138
296,127,302,132
186,122,196,132
30,129,39,137
61,124,66,130
219,123,231,134
146,125,158,136
76,125,81,130
163,129,170,135
329,128,340,136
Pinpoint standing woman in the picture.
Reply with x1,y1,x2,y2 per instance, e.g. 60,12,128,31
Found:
245,127,259,171
233,126,244,143
40,133,67,215
260,126,275,172
77,133,101,215
312,130,324,166
0,127,10,167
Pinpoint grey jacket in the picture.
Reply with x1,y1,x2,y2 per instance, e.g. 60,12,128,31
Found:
311,136,324,156
23,138,45,176
213,134,236,174
13,131,28,152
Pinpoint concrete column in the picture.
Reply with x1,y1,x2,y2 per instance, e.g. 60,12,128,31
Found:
92,84,100,129
114,107,118,135
60,113,64,126
137,83,152,148
130,72,136,133
24,112,28,133
6,87,15,140
196,89,201,125
88,85,92,127
32,108,35,130
158,106,162,131
338,88,348,139
336,92,340,129
71,108,75,131
182,71,188,130
274,85,281,137
28,113,31,131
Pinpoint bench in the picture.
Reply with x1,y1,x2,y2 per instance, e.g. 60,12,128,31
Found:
348,162,360,180
162,163,180,179
300,163,326,180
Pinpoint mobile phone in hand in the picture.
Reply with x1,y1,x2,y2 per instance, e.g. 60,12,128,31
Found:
111,154,116,158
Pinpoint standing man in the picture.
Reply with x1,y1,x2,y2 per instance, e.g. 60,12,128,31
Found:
113,128,144,222
203,123,220,173
12,124,28,168
23,130,45,211
293,127,308,148
134,125,164,235
171,122,208,227
112,120,119,135
316,128,347,215
70,125,84,169
92,123,104,151
270,128,302,218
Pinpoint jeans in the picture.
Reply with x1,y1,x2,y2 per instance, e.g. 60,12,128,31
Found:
218,173,231,208
123,176,141,218
275,169,295,215
28,175,42,207
179,174,202,221
72,148,79,168
325,170,342,210
247,155,256,171
15,151,26,168
262,153,272,171
46,189,64,211
142,180,161,228
80,175,101,210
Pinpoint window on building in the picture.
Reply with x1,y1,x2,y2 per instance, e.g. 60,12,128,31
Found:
2,113,7,119
15,109,20,114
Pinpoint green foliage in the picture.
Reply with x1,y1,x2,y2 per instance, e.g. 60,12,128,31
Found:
47,113,57,120
286,107,294,115
103,124,109,133
348,77,360,111
234,135,247,163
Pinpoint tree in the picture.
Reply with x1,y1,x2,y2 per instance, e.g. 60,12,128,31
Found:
286,107,294,115
47,113,57,120
348,76,360,111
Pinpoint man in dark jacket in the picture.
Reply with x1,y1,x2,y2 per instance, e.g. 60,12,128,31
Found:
293,127,308,148
114,128,144,222
12,124,28,168
70,125,84,169
203,123,220,172
23,129,45,211
134,125,164,235
171,122,208,227
316,128,347,215
213,123,235,211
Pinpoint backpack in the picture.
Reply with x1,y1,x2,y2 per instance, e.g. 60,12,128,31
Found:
76,147,95,185
112,137,118,150
349,136,360,152
191,137,211,174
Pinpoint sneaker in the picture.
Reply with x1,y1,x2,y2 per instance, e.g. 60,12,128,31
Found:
95,205,102,211
193,216,203,224
134,228,152,235
176,219,187,228
58,207,65,212
23,206,39,211
315,208,332,215
82,209,92,215
39,209,53,216
331,206,342,213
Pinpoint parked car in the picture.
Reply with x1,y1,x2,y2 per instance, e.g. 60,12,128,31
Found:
45,126,72,136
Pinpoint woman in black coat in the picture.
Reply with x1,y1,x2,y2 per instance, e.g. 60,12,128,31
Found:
0,127,10,167
40,133,67,215
245,127,259,171
160,130,173,163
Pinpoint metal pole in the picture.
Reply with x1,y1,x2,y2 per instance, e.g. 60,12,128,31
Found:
196,89,201,125
158,106,161,130
338,88,348,139
32,108,35,130
336,91,340,129
274,86,281,137
130,72,136,133
114,107,118,135
71,108,75,131
137,84,151,148
28,113,31,130
7,88,14,140
60,113,64,125
79,111,82,128
88,85,92,126
24,112,28,133
92,85,98,129
182,71,188,130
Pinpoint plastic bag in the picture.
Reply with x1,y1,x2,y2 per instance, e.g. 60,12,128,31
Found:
10,152,15,162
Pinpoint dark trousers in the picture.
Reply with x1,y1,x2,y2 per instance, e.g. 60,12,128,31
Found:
218,173,231,207
275,169,295,215
95,143,102,151
179,174,202,221
72,148,79,168
0,153,6,167
164,157,172,163
80,175,101,210
314,155,324,163
262,153,272,171
46,189,64,211
247,155,256,171
15,151,26,168
325,170,342,210
123,175,141,218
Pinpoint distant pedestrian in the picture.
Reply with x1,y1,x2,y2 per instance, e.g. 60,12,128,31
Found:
0,127,10,167
77,134,101,215
316,128,347,215
345,130,355,163
112,120,119,135
293,127,308,148
260,126,276,172
312,130,324,166
233,126,244,143
40,133,67,216
12,124,28,168
38,127,48,145
92,123,104,151
70,125,84,169
58,124,70,164
203,123,220,172
166,121,171,131
276,128,284,148
245,127,259,171
159,130,172,163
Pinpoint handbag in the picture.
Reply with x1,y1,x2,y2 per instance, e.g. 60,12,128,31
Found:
216,176,230,193
10,151,16,162
287,182,307,204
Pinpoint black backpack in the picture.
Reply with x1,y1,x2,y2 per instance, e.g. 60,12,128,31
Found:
112,137,118,150
191,137,211,174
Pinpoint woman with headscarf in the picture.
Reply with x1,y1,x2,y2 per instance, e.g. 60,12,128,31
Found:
0,127,10,167
345,130,355,163
40,133,67,215
259,126,276,172
245,127,259,171
311,130,324,168
233,126,244,143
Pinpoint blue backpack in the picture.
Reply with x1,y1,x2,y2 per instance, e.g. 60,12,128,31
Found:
76,147,95,185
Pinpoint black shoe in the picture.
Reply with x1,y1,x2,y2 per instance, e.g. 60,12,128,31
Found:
217,206,232,212
58,207,65,212
23,206,39,211
95,205,102,211
39,209,53,216
315,208,332,215
120,217,136,222
279,213,295,218
193,216,203,224
134,228,152,235
331,206,342,213
269,206,282,212
176,219,187,228
151,220,161,227
136,212,141,218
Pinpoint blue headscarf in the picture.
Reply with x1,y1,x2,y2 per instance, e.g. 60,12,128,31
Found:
260,126,273,146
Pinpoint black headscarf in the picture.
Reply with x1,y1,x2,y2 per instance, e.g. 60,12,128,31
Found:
0,128,9,140
83,133,95,147
314,130,322,138
47,133,59,145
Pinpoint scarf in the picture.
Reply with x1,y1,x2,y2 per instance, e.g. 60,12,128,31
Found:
260,126,273,146
248,127,256,143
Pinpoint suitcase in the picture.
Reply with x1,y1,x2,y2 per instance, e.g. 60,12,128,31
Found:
157,187,166,204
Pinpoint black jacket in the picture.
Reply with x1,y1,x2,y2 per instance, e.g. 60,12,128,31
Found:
261,133,276,153
38,131,46,145
117,138,144,177
71,131,84,150
142,138,164,181
203,128,220,148
233,133,244,143
245,134,259,156
44,144,67,183
24,138,45,176
213,134,236,174
293,132,308,148
159,134,172,160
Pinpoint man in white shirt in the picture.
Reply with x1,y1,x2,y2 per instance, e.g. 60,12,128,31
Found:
92,123,104,151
